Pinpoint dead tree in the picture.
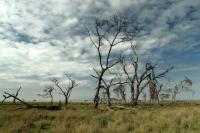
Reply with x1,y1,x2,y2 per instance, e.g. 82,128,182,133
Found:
38,85,55,105
2,90,29,106
51,75,77,106
101,77,121,107
113,73,126,102
148,67,166,103
167,77,193,101
158,81,173,101
1,86,22,104
101,79,113,106
2,91,61,110
100,75,126,106
113,84,126,102
149,82,163,104
155,83,163,104
120,46,174,106
148,77,158,102
87,15,140,108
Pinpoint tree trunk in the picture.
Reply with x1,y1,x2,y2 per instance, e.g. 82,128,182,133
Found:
94,88,100,109
149,79,159,102
94,77,103,109
156,91,160,104
131,87,135,104
132,90,139,106
106,89,111,107
64,96,68,106
172,94,176,101
132,99,138,106
50,94,53,105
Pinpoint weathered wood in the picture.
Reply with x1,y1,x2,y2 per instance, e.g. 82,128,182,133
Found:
2,91,62,110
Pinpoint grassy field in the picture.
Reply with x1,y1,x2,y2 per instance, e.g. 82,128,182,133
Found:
0,101,200,133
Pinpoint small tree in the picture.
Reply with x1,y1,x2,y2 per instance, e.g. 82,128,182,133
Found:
51,75,77,106
113,84,126,102
168,77,193,101
87,14,141,108
100,76,126,106
38,85,55,105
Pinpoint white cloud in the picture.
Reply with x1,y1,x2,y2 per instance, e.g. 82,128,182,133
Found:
0,0,199,100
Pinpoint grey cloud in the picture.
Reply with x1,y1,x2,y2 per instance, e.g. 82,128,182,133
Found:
0,0,199,100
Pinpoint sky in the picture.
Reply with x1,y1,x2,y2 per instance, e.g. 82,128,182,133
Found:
0,0,199,101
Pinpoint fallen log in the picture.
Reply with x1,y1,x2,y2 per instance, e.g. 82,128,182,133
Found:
2,91,62,110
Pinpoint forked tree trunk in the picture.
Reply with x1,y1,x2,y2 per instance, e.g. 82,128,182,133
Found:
94,77,103,109
64,96,68,106
131,87,135,104
132,89,140,106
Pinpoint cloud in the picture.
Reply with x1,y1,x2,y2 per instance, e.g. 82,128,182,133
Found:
0,0,199,100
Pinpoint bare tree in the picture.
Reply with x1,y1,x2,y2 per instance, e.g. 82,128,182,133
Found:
51,75,77,106
158,81,172,101
87,15,141,108
99,75,126,106
2,91,30,106
120,46,174,106
167,77,193,101
148,67,167,104
99,89,107,103
148,77,158,102
1,86,22,104
101,78,114,106
113,84,126,102
38,85,55,105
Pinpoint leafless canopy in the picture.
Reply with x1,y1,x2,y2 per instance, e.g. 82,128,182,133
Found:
38,85,55,105
164,77,193,101
2,86,22,104
87,14,141,108
120,46,174,106
51,74,77,105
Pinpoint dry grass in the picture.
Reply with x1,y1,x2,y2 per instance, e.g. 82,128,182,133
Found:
0,101,200,133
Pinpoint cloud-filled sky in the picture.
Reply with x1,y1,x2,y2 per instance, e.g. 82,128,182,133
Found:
0,0,199,101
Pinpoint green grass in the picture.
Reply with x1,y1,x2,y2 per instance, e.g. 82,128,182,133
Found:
1,101,200,133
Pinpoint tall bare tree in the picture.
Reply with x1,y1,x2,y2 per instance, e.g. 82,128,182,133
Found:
120,46,174,106
51,75,77,105
38,85,55,105
87,15,141,108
